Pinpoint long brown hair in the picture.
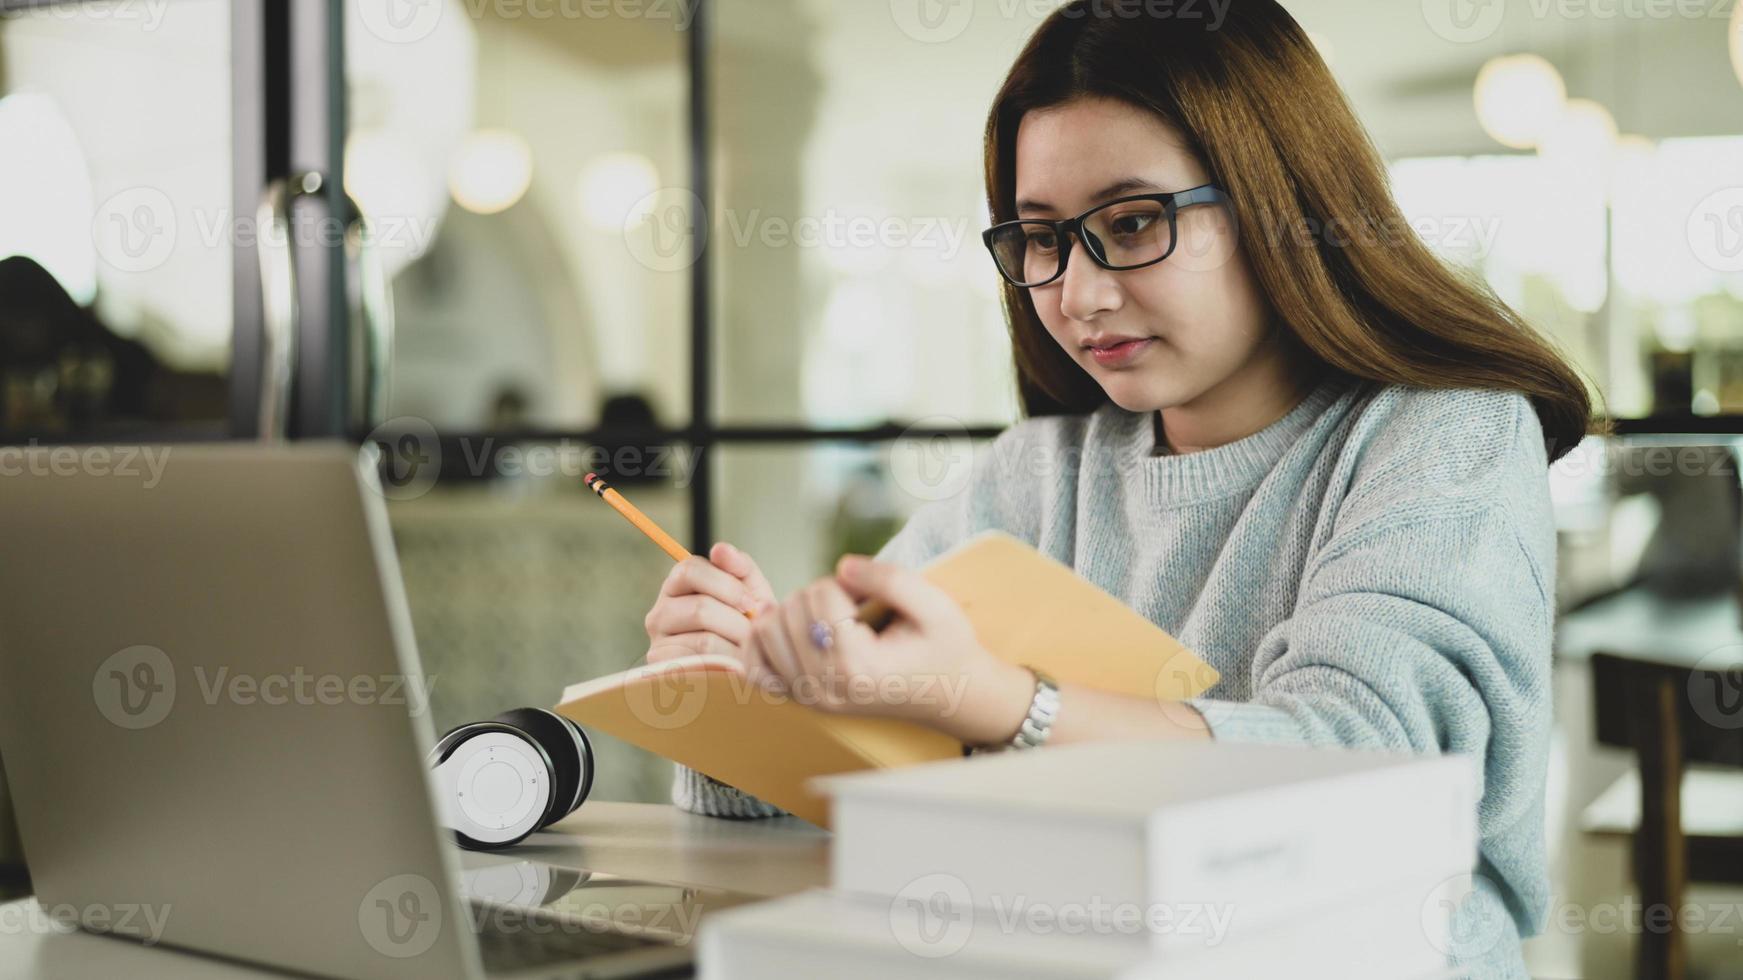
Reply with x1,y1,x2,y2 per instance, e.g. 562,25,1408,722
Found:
985,0,1599,462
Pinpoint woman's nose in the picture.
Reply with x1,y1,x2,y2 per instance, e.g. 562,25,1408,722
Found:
1057,235,1123,322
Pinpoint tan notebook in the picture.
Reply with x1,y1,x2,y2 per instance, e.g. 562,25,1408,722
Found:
553,529,1219,828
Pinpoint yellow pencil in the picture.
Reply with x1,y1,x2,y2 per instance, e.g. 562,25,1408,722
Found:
585,472,755,620
584,472,895,632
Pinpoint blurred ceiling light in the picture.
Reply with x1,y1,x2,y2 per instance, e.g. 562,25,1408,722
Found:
448,128,533,215
1538,98,1618,175
342,3,473,279
345,130,427,227
1473,54,1566,150
577,152,660,232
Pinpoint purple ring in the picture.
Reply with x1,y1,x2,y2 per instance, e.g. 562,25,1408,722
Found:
808,620,835,652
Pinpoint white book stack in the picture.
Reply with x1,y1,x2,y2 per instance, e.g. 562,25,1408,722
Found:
699,739,1480,980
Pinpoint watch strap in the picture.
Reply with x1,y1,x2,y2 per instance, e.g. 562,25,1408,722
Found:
966,666,1059,755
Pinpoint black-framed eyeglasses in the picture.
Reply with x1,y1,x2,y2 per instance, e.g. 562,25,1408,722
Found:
981,183,1230,288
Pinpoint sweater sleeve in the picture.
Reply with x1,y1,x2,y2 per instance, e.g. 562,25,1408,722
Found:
669,764,789,820
1182,401,1557,950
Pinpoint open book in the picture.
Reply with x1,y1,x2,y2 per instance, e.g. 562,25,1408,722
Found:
554,530,1219,828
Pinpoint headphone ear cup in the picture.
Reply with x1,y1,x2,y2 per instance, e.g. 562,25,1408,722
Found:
431,721,485,760
426,721,555,850
492,708,585,829
563,717,594,815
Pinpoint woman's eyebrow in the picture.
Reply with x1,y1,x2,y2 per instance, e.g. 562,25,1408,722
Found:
1015,177,1165,216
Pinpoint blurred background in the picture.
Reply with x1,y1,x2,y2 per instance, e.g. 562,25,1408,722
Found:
2,1,1743,975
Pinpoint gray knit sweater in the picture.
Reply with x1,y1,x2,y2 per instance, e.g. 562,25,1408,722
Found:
671,375,1554,979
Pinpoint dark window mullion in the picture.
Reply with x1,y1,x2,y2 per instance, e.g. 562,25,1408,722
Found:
288,0,347,439
227,0,278,439
368,425,1006,445
686,0,713,552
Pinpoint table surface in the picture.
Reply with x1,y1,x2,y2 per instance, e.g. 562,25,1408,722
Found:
0,801,830,979
1557,586,1743,668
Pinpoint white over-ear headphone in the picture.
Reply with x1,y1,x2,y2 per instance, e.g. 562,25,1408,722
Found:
428,707,595,850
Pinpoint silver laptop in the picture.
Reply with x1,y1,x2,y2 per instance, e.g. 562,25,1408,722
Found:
0,443,701,979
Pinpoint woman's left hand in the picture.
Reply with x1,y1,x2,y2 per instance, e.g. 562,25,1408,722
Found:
740,554,1038,746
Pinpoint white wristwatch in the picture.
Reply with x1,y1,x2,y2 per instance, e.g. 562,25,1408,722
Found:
965,667,1059,755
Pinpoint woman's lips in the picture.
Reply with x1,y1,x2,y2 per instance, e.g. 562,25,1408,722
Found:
1088,337,1155,366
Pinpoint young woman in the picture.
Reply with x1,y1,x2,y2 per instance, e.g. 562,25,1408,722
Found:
641,3,1593,976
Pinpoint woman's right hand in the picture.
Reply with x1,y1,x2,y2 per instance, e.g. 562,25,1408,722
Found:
643,542,778,666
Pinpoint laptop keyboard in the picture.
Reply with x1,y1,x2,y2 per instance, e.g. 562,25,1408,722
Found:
472,903,695,978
